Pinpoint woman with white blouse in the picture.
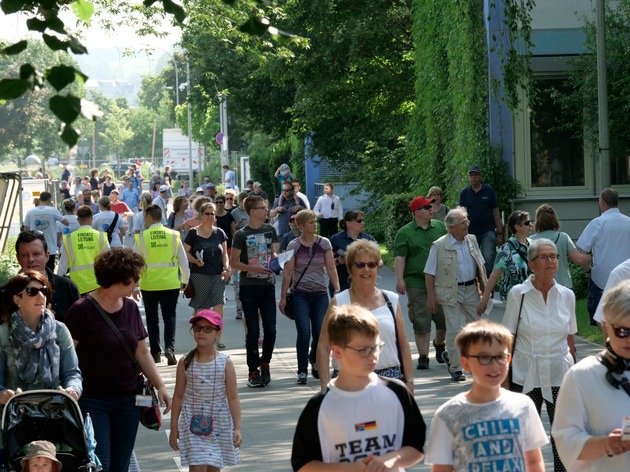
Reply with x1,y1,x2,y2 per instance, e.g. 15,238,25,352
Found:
502,238,576,472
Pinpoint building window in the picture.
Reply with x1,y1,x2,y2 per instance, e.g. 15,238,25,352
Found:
530,78,585,188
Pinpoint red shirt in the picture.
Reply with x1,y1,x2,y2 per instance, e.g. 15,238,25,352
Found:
111,201,131,215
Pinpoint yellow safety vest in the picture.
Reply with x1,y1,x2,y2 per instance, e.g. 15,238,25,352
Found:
136,225,181,291
63,227,107,294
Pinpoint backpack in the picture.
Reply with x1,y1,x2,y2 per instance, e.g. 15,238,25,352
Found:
106,212,119,243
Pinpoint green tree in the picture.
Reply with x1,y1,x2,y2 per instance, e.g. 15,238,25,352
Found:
98,102,133,160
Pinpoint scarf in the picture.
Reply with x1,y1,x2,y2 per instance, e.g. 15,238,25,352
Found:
10,309,60,388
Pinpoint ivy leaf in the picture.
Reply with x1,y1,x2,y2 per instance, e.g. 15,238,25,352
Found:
0,79,29,99
26,18,49,33
59,123,80,147
69,37,88,55
43,34,68,52
143,0,158,6
1,0,24,14
47,65,76,91
71,0,94,24
1,40,28,56
50,94,81,123
161,0,186,24
239,17,269,37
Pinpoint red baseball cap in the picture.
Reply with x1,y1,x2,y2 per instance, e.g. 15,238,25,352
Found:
409,196,435,212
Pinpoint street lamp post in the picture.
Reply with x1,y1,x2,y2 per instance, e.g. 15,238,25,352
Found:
184,60,194,184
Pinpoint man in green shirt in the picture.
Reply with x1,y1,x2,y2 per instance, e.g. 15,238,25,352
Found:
394,196,448,370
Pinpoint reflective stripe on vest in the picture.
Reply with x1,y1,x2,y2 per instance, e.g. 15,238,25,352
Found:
136,226,180,290
63,228,106,294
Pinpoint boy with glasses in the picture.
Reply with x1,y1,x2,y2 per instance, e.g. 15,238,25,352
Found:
426,319,547,472
291,304,425,471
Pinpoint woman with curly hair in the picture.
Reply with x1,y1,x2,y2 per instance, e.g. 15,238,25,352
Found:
65,248,171,472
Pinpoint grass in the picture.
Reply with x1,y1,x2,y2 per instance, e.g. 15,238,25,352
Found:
381,243,604,346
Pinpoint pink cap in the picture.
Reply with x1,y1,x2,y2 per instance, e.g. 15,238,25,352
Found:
190,309,223,330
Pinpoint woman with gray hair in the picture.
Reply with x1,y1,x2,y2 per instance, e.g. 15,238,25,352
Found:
552,280,630,471
502,237,577,472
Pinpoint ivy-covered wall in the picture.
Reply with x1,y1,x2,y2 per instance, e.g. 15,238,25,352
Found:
408,0,530,210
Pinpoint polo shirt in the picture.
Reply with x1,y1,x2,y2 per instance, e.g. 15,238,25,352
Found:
393,219,447,289
458,183,498,235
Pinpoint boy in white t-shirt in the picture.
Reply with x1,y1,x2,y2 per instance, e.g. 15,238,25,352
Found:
291,305,425,471
426,319,548,472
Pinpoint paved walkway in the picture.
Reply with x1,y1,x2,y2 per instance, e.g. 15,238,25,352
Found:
134,266,602,471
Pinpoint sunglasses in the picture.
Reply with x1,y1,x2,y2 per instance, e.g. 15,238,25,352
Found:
611,325,630,338
192,325,220,333
416,205,432,211
354,219,364,224
215,201,225,204
353,262,378,269
204,212,216,216
521,220,532,226
22,286,48,297
225,197,234,201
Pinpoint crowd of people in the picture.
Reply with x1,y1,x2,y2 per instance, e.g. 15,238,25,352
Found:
4,161,630,471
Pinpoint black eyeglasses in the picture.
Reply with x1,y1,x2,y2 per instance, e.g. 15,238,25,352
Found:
416,205,432,211
353,262,378,269
225,197,234,200
192,325,220,333
520,220,532,226
203,212,216,216
22,287,48,297
532,254,558,262
215,201,225,204
611,325,630,339
466,353,511,365
354,219,364,224
344,342,384,358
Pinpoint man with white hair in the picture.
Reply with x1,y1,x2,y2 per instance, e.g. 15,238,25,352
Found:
425,206,487,382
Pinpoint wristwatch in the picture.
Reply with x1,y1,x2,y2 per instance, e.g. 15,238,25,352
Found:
403,378,414,385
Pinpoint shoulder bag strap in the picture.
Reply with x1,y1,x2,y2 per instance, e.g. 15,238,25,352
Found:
507,238,529,264
107,212,119,240
291,242,317,291
511,293,525,357
84,294,142,374
381,290,403,370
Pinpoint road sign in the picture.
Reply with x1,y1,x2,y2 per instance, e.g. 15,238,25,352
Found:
216,132,224,145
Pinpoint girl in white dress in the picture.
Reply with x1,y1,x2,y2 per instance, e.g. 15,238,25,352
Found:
169,310,242,471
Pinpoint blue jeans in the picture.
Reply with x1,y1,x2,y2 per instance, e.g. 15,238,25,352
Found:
292,291,329,373
476,230,497,277
587,279,603,323
240,284,277,373
79,395,141,472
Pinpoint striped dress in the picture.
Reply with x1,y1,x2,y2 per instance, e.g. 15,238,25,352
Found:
178,353,240,467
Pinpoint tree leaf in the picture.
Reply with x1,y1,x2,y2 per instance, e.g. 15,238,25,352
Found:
221,0,236,4
238,16,269,37
143,0,158,6
43,34,68,52
50,94,81,123
68,37,88,55
46,16,67,35
46,65,76,91
59,123,80,147
71,0,94,24
1,40,28,56
161,0,186,24
0,79,29,99
80,98,103,121
1,0,24,14
26,18,49,33
19,64,36,81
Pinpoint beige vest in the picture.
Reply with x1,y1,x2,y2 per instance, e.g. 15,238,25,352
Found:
432,234,487,306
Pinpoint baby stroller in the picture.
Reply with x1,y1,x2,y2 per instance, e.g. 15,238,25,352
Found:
1,390,98,472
